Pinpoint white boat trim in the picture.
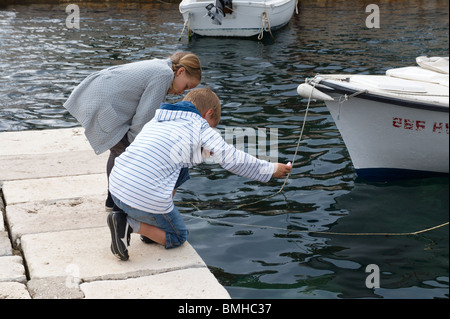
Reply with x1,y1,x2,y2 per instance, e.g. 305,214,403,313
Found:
316,78,449,113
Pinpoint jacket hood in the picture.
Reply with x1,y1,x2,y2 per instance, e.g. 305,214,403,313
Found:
155,101,201,122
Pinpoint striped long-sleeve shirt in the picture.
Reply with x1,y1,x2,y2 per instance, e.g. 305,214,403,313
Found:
109,101,276,214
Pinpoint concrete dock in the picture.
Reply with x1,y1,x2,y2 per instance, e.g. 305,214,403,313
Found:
0,128,230,299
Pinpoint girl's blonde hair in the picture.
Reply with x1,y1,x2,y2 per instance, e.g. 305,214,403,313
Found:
170,52,202,81
183,88,221,126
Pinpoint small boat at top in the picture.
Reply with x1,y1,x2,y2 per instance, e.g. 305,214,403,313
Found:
297,56,449,182
179,0,298,39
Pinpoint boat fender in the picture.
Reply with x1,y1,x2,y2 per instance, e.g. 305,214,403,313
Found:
297,83,334,101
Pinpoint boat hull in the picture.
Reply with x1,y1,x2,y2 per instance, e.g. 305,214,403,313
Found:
323,93,449,181
179,0,297,37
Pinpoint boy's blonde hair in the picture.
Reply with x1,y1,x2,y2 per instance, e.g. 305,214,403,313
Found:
183,88,221,126
170,52,202,82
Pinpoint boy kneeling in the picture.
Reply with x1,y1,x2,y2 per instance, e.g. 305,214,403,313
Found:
108,88,291,260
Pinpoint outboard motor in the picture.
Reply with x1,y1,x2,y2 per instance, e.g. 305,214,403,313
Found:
205,0,233,25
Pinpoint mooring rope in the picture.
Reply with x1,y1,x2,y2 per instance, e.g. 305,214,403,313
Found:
178,12,190,41
185,210,449,237
258,12,274,41
181,78,449,237
234,79,316,209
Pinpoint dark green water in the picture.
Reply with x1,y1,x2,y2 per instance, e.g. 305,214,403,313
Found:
0,0,448,298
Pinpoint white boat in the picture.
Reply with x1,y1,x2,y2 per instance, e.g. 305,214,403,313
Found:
179,0,298,39
297,56,449,181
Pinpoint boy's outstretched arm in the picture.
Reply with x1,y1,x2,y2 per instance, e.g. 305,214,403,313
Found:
201,125,293,183
273,162,292,178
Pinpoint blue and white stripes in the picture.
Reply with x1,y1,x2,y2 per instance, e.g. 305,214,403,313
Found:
109,102,275,214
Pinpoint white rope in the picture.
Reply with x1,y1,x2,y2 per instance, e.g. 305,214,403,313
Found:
258,12,273,40
178,12,191,41
336,89,367,120
184,211,449,237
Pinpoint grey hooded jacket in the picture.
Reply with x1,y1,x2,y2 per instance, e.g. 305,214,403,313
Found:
63,58,174,154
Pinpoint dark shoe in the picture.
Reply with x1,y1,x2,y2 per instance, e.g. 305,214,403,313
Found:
105,192,114,211
140,235,156,244
107,211,132,261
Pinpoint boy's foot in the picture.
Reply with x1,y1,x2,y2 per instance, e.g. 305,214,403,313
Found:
105,192,114,211
140,235,156,244
107,211,132,261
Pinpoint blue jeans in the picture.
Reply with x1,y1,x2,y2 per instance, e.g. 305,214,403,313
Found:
112,194,188,249
110,167,190,249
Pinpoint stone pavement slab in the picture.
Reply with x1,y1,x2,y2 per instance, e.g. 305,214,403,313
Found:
26,277,85,299
21,227,206,281
6,196,107,245
0,151,108,181
81,268,230,299
0,231,12,257
0,128,92,156
0,255,26,283
2,174,107,205
0,282,31,299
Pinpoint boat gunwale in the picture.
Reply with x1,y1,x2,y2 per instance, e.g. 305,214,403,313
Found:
317,79,449,113
179,0,297,13
180,0,295,6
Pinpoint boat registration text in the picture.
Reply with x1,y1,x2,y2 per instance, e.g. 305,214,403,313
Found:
393,117,449,134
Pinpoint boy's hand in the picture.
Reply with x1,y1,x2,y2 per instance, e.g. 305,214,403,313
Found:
201,147,214,159
273,162,292,178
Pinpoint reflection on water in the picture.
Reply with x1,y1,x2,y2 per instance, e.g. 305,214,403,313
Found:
0,0,448,298
326,178,449,298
